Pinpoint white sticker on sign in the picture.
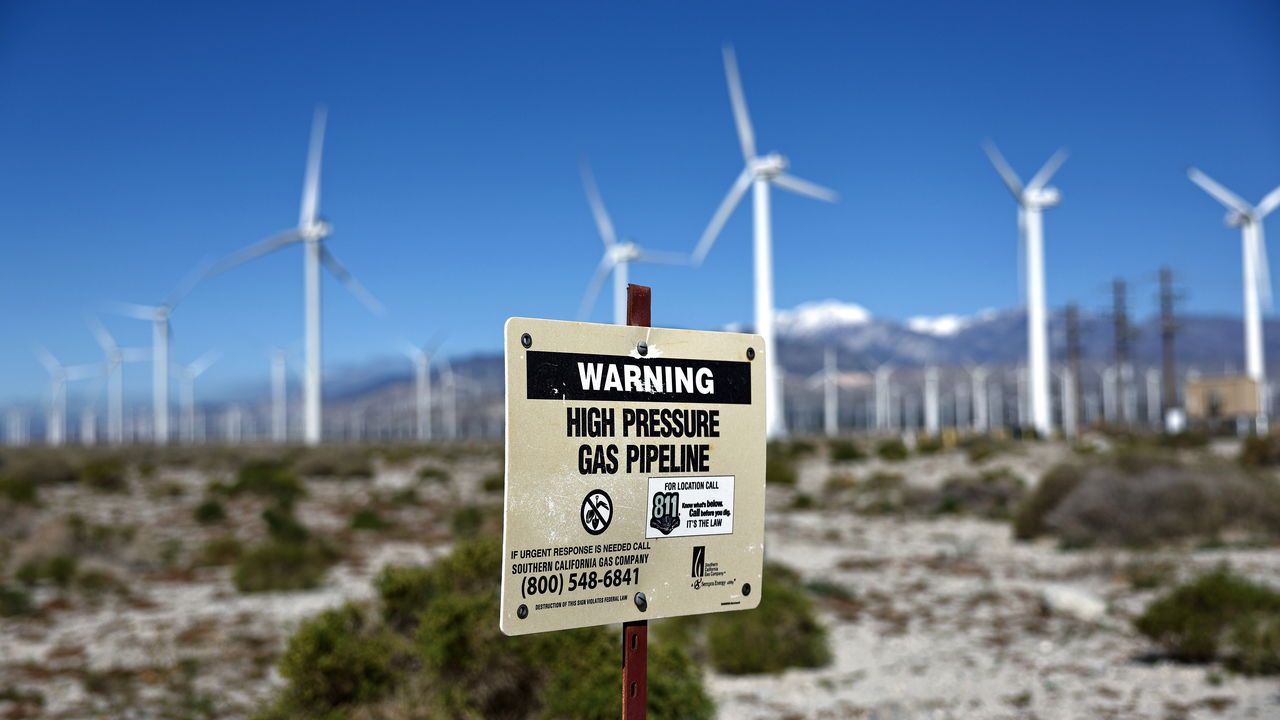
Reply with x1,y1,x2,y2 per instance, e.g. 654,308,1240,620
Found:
646,475,735,539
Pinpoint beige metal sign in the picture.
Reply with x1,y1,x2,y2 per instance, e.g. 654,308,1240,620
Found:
500,317,765,635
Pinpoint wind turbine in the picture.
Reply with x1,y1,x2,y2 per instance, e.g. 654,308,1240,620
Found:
179,350,220,444
874,364,894,432
270,348,288,444
694,45,838,439
969,366,990,433
108,265,206,445
1187,168,1280,429
87,317,149,445
205,106,384,446
576,160,688,324
924,366,940,435
984,141,1067,437
400,336,443,442
806,346,840,437
34,347,98,447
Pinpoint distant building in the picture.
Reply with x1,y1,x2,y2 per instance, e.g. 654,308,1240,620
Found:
1184,376,1259,422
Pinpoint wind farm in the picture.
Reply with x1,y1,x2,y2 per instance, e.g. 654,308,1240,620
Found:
1,4,1279,720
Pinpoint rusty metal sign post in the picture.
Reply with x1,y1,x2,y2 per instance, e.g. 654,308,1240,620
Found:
500,285,766,719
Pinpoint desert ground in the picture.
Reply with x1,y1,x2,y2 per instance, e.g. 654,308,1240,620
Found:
1,438,1277,719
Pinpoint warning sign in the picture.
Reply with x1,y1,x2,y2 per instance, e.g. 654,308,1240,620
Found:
500,318,765,635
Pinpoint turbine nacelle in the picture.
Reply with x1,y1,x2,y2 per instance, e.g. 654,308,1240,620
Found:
749,153,787,179
1226,210,1253,229
299,218,333,242
608,241,642,265
1023,186,1061,208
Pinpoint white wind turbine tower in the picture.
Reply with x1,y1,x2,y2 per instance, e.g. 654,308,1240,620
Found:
874,364,894,432
984,141,1067,437
694,45,838,439
924,366,940,435
806,346,840,437
969,366,990,433
400,337,442,442
1187,168,1280,429
109,267,205,445
87,318,149,445
577,160,688,324
180,350,220,444
270,349,288,444
34,347,98,447
206,106,384,446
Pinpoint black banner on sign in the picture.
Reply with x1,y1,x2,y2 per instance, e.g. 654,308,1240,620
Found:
526,351,752,405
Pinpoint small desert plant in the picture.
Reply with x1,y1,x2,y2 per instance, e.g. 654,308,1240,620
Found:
233,540,336,593
876,437,909,462
701,564,830,674
350,508,392,532
7,452,77,486
1013,463,1085,540
915,435,943,455
268,603,399,713
765,448,798,487
416,465,449,483
450,505,486,539
229,461,304,508
0,474,38,505
293,448,373,480
197,536,243,566
1136,567,1280,675
16,555,78,589
0,584,33,617
193,498,226,525
1240,434,1280,467
935,469,1025,519
80,456,128,492
828,438,866,462
480,472,504,493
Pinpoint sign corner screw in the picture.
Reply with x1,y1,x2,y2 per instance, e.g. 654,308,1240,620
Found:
520,333,532,349
517,604,528,619
637,341,648,356
633,592,647,612
746,347,756,360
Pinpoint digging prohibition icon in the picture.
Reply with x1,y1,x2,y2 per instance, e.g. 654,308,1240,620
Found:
580,489,613,535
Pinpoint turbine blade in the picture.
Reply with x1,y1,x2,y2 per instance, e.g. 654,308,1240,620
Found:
1257,184,1280,219
693,167,753,265
1026,148,1068,191
64,364,101,381
399,338,423,361
580,158,618,247
771,173,838,202
722,45,757,161
86,316,116,353
34,345,60,374
635,250,690,265
105,301,159,320
982,140,1023,198
204,229,300,280
577,256,613,321
122,348,150,363
300,105,327,228
164,256,215,309
1187,167,1251,215
188,350,221,378
319,247,385,315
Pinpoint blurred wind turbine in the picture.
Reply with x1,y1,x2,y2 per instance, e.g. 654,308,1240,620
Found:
874,364,894,432
924,366,940,435
34,347,98,447
205,106,384,446
984,141,1067,437
108,264,207,445
270,349,288,444
577,160,688,324
1186,168,1280,429
88,317,149,445
180,350,220,444
400,336,443,442
694,45,838,439
969,366,990,433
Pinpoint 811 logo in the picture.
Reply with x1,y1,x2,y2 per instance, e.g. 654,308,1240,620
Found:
649,491,680,535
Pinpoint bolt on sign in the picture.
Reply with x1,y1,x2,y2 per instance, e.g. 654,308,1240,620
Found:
500,318,765,635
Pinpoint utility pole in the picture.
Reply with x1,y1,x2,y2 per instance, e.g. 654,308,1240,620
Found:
1112,279,1131,425
1159,266,1179,417
1065,304,1083,432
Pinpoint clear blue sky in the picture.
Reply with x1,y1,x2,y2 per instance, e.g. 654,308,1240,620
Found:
1,1,1278,403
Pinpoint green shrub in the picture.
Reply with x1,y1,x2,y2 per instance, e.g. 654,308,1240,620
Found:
703,564,831,674
481,472,504,493
1013,464,1084,540
262,506,309,545
0,584,33,617
935,469,1026,519
963,437,1006,464
75,567,126,602
876,438,909,462
260,537,714,719
16,555,78,589
234,541,336,593
193,499,226,525
350,508,392,532
766,449,798,487
790,493,817,510
81,456,127,492
1136,568,1280,675
416,466,449,483
450,505,485,539
828,438,866,462
197,536,243,567
915,435,943,455
230,461,304,508
390,487,419,506
293,449,373,480
0,475,38,505
271,604,398,713
7,453,77,486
